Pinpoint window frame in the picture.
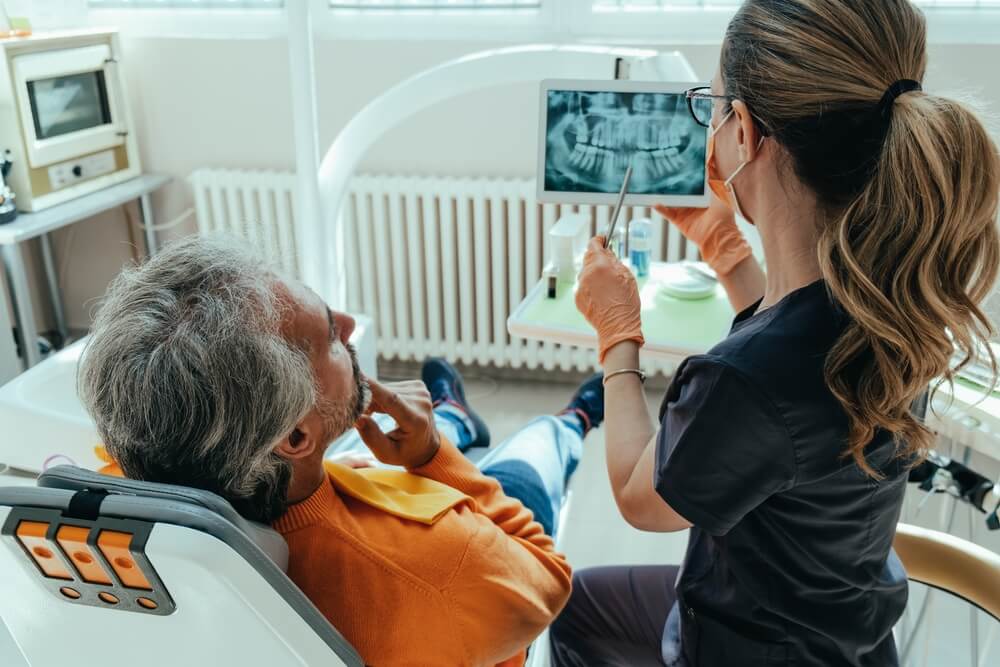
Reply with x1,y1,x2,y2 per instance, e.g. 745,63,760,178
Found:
318,0,559,42
565,4,735,45
87,0,283,7
84,0,1000,43
86,0,558,39
568,3,1000,44
87,5,290,39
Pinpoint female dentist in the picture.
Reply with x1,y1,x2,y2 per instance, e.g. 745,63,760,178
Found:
550,1,1000,665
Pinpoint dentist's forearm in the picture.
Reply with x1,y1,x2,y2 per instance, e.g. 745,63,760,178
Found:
601,341,656,504
718,255,766,313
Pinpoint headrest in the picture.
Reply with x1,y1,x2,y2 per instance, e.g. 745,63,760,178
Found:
37,465,288,571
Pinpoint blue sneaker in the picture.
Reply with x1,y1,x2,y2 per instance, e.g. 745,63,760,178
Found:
559,373,605,436
421,358,491,449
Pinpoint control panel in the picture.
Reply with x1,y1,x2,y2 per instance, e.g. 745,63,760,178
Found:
47,150,117,191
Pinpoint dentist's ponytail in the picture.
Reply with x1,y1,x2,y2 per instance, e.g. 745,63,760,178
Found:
823,88,999,475
723,0,999,476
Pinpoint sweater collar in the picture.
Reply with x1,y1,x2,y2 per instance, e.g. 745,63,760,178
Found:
272,473,337,533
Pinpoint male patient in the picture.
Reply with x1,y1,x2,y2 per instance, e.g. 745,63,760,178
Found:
77,236,605,667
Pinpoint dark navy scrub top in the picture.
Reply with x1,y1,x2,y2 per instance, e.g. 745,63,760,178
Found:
656,280,908,667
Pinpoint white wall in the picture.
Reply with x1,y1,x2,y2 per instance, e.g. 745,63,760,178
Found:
20,35,1000,331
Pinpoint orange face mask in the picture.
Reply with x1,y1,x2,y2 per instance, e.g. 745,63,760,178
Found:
705,111,732,205
706,109,764,225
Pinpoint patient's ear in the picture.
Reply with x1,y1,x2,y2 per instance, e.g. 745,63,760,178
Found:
274,420,320,461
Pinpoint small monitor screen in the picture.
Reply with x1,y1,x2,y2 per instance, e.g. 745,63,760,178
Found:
27,71,112,141
540,84,711,206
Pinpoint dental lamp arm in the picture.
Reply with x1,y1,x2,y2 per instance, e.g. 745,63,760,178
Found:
314,44,674,305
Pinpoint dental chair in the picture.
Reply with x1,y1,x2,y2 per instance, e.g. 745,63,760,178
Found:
0,465,364,667
893,522,1000,621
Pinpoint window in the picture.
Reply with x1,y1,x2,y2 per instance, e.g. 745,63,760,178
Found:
86,0,287,37
329,0,541,10
323,0,551,39
576,0,1000,43
89,0,547,37
593,1,740,9
84,0,1000,41
88,1,283,7
592,1,1000,8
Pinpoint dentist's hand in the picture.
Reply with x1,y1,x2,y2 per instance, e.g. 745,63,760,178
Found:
355,377,441,469
575,236,644,364
654,195,751,276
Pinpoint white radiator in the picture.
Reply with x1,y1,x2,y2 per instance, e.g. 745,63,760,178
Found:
190,169,302,279
189,168,696,374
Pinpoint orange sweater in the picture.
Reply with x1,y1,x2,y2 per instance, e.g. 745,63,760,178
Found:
272,439,572,667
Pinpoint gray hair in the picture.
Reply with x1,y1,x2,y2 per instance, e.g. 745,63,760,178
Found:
78,235,315,523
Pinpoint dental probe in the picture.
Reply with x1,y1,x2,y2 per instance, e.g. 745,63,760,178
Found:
603,164,633,249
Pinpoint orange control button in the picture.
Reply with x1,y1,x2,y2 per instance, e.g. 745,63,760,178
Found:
16,521,73,580
96,531,152,590
56,526,112,585
60,587,81,599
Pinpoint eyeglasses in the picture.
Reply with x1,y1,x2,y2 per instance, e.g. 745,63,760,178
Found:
685,86,731,128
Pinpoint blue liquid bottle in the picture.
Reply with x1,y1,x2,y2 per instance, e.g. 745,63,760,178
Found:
629,218,652,278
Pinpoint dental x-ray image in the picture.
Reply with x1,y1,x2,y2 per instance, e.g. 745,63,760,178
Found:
543,87,708,201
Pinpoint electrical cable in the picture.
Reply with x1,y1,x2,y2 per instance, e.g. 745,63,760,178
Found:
58,226,77,290
978,622,998,667
969,487,979,667
900,493,958,665
461,373,500,402
900,440,961,666
132,206,195,232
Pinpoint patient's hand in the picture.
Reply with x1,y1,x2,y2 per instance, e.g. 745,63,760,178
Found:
354,377,441,469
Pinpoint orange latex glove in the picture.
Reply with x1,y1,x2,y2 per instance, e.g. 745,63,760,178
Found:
575,236,645,363
654,191,752,277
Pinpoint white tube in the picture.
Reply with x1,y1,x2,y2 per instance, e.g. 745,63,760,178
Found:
317,45,675,309
287,1,335,304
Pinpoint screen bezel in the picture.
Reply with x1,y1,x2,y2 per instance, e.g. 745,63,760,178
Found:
27,71,113,142
537,79,710,208
12,43,126,169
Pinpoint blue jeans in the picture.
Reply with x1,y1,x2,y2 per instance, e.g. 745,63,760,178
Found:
326,412,583,537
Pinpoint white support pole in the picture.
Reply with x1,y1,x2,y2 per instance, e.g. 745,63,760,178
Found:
287,0,342,307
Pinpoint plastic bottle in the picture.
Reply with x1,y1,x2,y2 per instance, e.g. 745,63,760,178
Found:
629,218,652,278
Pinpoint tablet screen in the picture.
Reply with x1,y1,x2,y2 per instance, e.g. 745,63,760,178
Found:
543,88,709,201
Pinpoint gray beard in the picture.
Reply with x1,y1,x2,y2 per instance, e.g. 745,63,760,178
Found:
317,342,371,445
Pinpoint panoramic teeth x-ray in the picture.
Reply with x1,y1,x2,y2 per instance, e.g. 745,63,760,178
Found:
544,88,708,198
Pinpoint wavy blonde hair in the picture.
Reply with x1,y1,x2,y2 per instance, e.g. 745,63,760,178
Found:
723,0,999,475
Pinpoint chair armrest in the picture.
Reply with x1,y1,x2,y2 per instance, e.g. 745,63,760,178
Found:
894,522,1000,620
